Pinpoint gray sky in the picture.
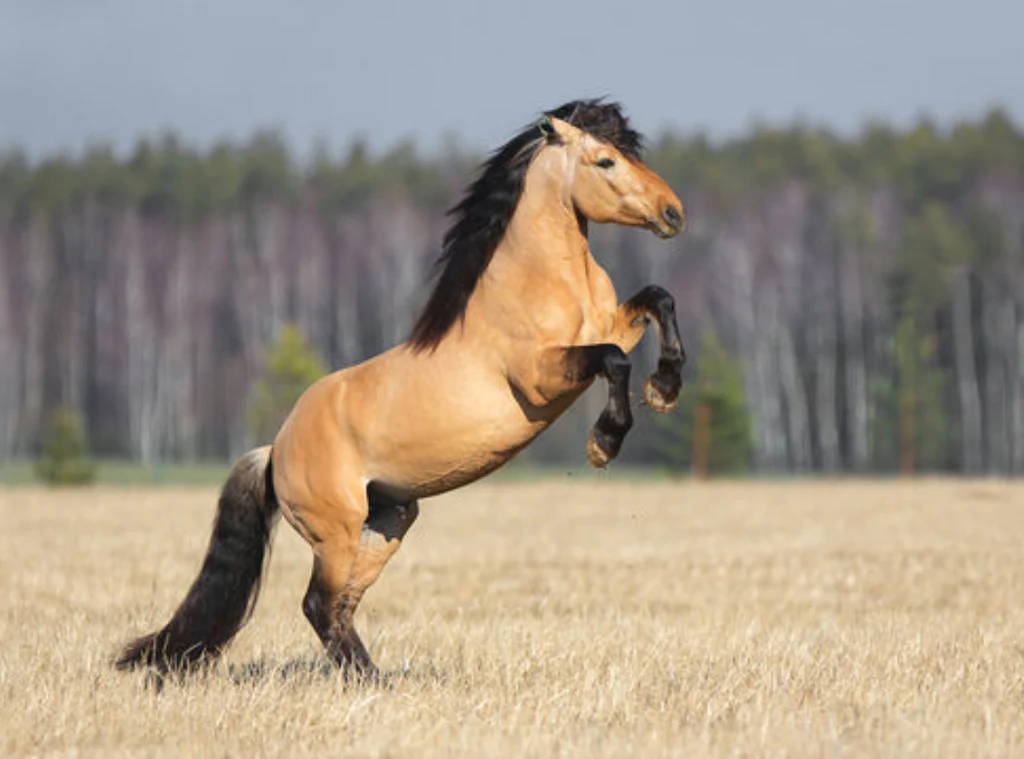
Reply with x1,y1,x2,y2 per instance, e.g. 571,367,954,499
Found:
1,0,1021,160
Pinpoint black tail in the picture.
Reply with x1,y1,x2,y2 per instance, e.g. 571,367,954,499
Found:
116,446,279,673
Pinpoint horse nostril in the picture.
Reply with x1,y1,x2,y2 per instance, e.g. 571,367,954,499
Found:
663,206,683,230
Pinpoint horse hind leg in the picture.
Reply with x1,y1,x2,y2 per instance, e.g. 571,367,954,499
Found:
301,570,371,680
301,487,419,679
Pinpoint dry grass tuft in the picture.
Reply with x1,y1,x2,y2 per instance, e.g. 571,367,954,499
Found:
2,479,1023,757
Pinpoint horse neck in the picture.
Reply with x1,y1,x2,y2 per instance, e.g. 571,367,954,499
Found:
489,147,592,288
450,147,605,351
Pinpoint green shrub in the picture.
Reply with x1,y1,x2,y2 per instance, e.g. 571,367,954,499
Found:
35,406,96,486
247,323,328,443
649,331,752,477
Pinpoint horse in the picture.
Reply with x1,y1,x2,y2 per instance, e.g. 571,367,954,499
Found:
115,98,687,680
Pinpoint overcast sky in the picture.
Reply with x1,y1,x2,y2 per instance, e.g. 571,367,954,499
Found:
0,0,1020,160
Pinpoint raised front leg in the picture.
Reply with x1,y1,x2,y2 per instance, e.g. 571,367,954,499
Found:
562,344,633,468
610,285,685,413
520,286,682,468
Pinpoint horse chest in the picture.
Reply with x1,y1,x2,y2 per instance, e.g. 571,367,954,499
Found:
535,296,613,347
577,274,619,344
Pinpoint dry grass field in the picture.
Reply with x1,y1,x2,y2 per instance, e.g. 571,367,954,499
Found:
2,477,1023,758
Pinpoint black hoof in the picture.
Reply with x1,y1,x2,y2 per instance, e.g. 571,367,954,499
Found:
644,370,681,413
587,426,624,468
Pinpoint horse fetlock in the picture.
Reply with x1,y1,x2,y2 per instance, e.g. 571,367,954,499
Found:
659,353,684,376
328,625,376,673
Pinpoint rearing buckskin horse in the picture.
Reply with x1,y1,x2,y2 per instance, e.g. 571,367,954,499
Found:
116,99,686,678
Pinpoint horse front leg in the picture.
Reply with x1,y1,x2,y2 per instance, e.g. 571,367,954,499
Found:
611,285,686,413
533,344,633,468
528,284,684,467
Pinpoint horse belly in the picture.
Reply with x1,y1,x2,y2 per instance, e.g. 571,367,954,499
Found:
361,380,548,501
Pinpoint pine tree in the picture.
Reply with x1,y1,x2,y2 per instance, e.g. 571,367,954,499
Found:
871,314,948,473
34,406,97,486
247,324,328,444
649,331,752,478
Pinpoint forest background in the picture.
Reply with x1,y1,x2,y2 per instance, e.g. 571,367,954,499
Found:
2,108,1023,476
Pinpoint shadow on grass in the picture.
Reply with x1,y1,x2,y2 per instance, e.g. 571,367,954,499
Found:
131,654,447,693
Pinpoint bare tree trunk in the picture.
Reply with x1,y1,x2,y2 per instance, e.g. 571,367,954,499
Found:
814,292,840,471
982,286,1006,472
0,242,18,459
953,269,983,473
721,233,782,472
333,216,365,367
375,199,428,349
778,324,812,470
692,393,711,480
840,241,869,470
164,230,197,459
1013,316,1024,474
755,294,787,471
124,213,161,465
899,388,915,476
22,218,52,451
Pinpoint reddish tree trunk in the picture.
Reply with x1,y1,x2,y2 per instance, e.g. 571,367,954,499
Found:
692,395,711,480
899,391,915,476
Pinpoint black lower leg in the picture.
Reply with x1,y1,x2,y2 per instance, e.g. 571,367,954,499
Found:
301,571,376,676
564,343,633,466
626,285,685,410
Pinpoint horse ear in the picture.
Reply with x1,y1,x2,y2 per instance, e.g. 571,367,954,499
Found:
539,116,558,141
543,116,582,145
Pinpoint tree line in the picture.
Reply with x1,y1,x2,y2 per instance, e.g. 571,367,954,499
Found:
1,108,1023,474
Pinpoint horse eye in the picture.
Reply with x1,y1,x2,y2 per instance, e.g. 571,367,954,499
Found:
595,157,616,169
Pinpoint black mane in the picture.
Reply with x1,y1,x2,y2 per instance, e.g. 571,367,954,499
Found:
407,98,645,352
